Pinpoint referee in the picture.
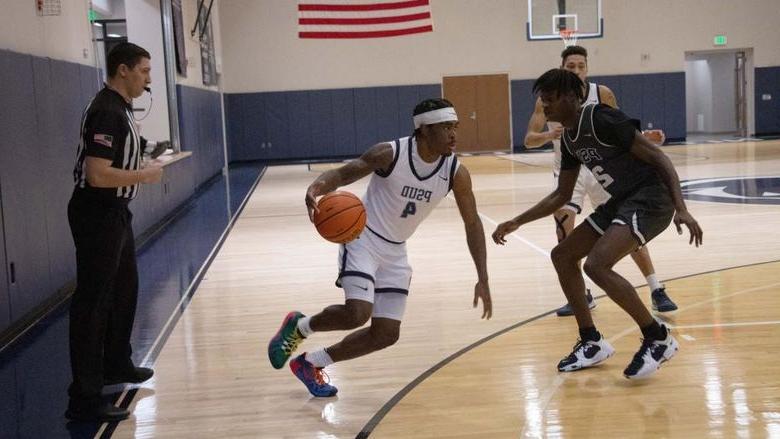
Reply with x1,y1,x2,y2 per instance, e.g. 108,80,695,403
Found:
66,42,163,422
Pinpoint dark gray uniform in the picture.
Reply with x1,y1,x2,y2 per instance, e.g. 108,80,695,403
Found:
561,104,673,245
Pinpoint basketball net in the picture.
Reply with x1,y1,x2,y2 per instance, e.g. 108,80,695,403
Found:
560,29,578,47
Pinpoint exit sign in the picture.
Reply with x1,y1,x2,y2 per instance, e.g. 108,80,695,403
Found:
714,35,727,46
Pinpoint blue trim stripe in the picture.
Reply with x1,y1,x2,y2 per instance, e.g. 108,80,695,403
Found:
366,225,404,244
340,271,375,284
375,288,409,296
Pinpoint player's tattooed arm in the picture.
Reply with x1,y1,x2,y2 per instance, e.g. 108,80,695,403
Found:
492,168,579,245
630,133,703,246
452,165,492,319
305,142,394,221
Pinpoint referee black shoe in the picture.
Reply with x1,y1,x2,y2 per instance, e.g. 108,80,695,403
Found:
105,367,154,385
65,401,130,422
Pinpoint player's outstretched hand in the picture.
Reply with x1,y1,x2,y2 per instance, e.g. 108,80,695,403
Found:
674,210,703,247
305,181,327,222
473,280,492,319
492,220,519,245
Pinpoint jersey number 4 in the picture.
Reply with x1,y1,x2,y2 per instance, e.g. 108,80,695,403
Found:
592,166,614,188
401,201,416,218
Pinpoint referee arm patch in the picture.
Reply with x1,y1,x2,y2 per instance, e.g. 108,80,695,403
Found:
84,111,125,160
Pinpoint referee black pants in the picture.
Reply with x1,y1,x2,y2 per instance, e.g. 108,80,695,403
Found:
67,191,138,405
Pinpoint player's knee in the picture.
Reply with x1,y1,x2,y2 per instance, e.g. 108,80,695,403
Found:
583,258,605,281
373,327,400,349
551,243,572,267
344,301,372,328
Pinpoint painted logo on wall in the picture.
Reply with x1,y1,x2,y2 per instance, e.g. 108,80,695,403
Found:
681,176,780,205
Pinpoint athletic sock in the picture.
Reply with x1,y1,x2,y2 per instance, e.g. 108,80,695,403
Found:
641,321,667,341
579,326,601,342
646,274,663,292
297,316,313,338
305,349,334,368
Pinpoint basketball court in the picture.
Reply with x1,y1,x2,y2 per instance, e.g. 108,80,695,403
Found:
108,140,780,438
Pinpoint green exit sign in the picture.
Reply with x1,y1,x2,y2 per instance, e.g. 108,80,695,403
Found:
714,35,727,46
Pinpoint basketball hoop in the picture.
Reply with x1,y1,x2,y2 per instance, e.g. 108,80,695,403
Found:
559,29,579,47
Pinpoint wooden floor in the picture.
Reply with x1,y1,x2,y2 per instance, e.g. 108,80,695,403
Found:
112,141,780,438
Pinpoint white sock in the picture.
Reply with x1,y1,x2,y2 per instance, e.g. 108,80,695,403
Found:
646,274,663,292
297,316,313,338
305,349,334,368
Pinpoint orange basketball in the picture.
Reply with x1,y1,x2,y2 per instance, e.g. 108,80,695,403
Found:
314,191,366,244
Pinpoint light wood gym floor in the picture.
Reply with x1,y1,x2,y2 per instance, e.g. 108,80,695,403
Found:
111,140,780,438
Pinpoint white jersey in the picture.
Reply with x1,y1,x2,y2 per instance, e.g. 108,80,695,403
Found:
362,136,460,243
550,82,601,173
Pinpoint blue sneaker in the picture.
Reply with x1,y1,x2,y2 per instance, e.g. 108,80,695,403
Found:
556,290,596,317
651,287,678,312
290,354,338,397
268,311,306,369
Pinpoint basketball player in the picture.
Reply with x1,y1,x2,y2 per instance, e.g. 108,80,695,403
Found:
268,98,492,397
524,45,677,316
494,69,702,378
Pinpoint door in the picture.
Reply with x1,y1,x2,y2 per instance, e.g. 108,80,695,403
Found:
735,51,747,137
443,74,511,153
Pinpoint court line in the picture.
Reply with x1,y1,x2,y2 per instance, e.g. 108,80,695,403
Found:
359,260,780,438
96,166,267,439
674,320,780,330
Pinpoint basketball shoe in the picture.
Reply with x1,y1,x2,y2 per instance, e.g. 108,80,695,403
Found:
555,289,596,317
268,311,306,369
290,354,338,397
651,287,678,312
557,334,615,372
623,323,679,379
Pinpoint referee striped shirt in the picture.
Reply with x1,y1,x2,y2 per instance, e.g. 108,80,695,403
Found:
73,86,141,200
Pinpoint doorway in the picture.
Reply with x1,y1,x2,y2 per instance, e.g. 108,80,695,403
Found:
442,74,511,153
684,49,754,140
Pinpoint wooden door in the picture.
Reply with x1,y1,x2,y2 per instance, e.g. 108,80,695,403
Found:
443,74,510,153
442,75,478,151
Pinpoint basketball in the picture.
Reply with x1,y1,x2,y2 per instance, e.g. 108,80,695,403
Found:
314,191,366,244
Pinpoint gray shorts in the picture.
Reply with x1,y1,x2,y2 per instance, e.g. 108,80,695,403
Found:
585,184,674,246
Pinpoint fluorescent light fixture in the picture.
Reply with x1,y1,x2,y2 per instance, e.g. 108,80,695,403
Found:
93,22,103,27
107,33,122,38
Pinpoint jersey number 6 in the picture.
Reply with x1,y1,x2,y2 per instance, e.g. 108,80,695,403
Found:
591,165,614,189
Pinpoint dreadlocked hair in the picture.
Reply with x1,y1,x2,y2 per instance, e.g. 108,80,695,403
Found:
532,68,584,102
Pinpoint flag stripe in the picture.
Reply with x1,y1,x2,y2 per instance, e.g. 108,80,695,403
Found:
299,24,432,38
299,6,430,19
299,0,428,12
300,11,429,25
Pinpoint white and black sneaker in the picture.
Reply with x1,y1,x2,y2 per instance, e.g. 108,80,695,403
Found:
623,324,679,379
557,335,615,372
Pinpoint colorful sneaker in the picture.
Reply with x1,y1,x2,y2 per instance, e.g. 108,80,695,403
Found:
555,290,596,317
651,287,678,312
624,324,679,379
290,354,338,397
557,334,615,372
268,311,306,369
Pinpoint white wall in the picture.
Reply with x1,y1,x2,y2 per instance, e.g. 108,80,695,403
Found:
126,0,171,141
685,59,712,132
708,53,737,133
218,0,780,93
0,0,94,65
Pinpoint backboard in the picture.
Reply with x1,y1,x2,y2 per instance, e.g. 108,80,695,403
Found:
527,0,603,41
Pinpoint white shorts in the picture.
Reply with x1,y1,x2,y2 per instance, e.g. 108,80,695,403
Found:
554,166,611,213
336,227,412,321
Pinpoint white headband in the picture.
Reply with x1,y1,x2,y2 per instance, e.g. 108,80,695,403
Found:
413,107,458,129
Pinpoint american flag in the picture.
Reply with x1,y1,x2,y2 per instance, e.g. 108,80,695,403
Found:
298,0,433,39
